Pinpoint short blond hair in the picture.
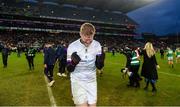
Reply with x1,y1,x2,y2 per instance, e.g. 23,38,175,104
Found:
144,42,155,58
80,23,96,36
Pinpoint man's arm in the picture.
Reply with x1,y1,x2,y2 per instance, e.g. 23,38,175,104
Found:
66,52,81,72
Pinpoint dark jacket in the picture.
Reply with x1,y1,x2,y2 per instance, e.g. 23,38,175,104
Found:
141,50,158,80
2,47,10,56
25,48,36,58
44,47,56,65
55,45,67,63
121,49,132,69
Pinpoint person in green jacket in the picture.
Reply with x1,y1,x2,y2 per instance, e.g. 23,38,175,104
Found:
175,48,180,63
166,47,174,68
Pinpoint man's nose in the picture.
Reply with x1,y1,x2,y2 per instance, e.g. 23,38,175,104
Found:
85,37,92,41
86,36,90,39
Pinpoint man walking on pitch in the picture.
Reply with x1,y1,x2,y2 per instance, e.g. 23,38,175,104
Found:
67,23,104,107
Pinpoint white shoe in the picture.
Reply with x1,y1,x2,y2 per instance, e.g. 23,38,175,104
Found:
48,80,55,87
57,73,62,77
62,73,67,77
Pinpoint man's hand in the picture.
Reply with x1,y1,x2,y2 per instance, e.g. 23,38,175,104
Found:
44,64,47,68
71,52,81,65
156,65,160,69
67,52,81,72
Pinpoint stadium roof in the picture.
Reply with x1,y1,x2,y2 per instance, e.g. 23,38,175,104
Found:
2,0,156,13
47,0,156,13
0,0,155,25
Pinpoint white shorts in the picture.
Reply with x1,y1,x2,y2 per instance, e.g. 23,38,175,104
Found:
71,79,97,105
168,57,173,61
177,55,180,58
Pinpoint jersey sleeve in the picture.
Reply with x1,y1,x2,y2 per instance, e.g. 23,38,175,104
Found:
67,44,73,62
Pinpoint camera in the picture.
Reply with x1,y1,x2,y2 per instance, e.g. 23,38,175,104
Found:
120,68,133,77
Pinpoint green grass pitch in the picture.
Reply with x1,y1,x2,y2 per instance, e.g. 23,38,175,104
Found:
0,52,180,106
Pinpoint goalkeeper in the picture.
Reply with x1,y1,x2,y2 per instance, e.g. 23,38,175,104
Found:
66,23,103,107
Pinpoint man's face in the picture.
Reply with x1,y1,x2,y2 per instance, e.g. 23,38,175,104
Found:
80,33,94,46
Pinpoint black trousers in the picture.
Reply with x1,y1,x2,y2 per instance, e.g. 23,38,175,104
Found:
129,65,140,86
58,59,66,74
44,65,54,82
2,54,8,67
27,56,34,70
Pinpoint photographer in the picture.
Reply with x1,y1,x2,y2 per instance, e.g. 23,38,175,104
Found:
120,46,132,70
120,46,133,86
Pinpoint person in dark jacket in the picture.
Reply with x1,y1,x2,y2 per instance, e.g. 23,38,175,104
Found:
17,46,22,57
120,46,132,70
112,48,115,56
56,43,67,77
160,47,164,59
141,42,160,94
44,42,56,87
25,46,36,70
120,46,134,87
2,44,10,68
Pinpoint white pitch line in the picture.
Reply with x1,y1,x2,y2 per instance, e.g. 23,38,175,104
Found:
107,62,180,77
44,76,57,107
159,71,180,78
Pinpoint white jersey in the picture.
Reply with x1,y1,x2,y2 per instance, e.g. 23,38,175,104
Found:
67,39,102,82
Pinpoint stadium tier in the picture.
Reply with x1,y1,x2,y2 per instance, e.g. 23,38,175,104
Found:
0,13,137,36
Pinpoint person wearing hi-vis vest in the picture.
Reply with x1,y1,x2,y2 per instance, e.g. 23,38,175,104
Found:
25,45,36,71
167,47,174,68
128,47,141,88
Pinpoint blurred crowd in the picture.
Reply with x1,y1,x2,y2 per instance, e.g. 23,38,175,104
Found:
0,31,174,53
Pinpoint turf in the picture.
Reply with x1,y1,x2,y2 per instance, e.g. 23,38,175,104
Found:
0,52,179,106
